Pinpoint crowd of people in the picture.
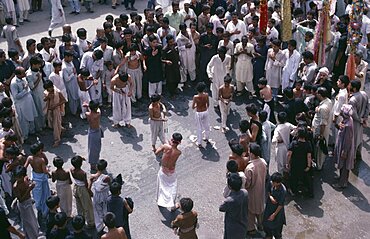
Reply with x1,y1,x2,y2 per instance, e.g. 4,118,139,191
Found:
0,0,370,238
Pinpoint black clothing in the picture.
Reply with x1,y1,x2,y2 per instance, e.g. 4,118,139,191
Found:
250,119,263,145
0,60,15,84
162,45,181,96
50,227,71,239
66,231,92,239
0,207,11,239
284,98,309,125
46,211,57,238
144,46,164,83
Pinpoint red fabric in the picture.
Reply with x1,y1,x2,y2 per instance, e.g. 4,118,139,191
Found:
259,0,268,35
346,54,356,80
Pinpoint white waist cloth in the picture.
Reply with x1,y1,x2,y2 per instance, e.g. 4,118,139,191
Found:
156,167,177,208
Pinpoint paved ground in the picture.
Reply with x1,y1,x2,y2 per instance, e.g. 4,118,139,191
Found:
1,2,370,239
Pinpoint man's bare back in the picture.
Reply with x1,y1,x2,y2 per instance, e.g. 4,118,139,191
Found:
25,155,47,174
101,227,128,239
52,168,72,183
157,144,181,170
260,85,273,102
192,93,209,112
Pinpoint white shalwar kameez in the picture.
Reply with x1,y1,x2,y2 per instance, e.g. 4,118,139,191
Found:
281,49,301,89
176,29,196,83
49,72,68,101
206,54,231,106
272,122,294,173
3,0,16,25
226,20,247,42
17,0,30,23
112,85,131,126
80,52,104,104
48,0,66,32
234,42,255,93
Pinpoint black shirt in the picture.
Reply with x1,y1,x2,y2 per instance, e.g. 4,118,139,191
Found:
66,231,92,239
284,98,309,124
144,46,164,83
288,140,312,172
0,60,15,84
0,207,11,239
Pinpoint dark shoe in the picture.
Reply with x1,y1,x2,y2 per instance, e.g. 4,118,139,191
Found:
48,30,52,37
69,11,76,14
24,19,30,22
130,7,137,11
112,5,116,9
75,12,80,15
126,7,131,10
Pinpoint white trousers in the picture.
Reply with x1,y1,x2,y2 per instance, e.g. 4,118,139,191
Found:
150,119,166,146
112,91,131,125
149,82,162,98
219,100,231,128
127,67,143,102
195,110,210,145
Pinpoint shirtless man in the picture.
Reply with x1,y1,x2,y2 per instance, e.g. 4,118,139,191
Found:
85,100,102,173
258,77,276,124
110,73,133,128
155,133,183,210
24,142,51,224
192,82,210,148
239,120,251,157
219,74,234,133
149,94,167,152
101,212,128,239
246,103,263,145
117,44,144,102
77,69,94,119
13,165,39,239
228,139,249,172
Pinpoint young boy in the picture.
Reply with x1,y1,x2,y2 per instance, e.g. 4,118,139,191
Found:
43,80,67,147
110,73,133,128
272,112,294,174
46,195,60,238
13,165,39,239
103,61,115,105
259,110,276,166
293,80,303,99
66,215,92,239
223,160,247,198
218,74,234,133
239,120,251,156
263,172,287,239
62,51,80,116
228,140,248,172
258,77,276,124
49,61,68,102
77,68,93,119
89,159,111,234
50,212,71,238
107,182,134,239
101,212,128,239
51,156,72,217
171,197,198,239
70,155,95,228
24,142,51,228
1,97,23,145
0,117,14,139
192,82,210,148
149,94,167,152
85,101,102,173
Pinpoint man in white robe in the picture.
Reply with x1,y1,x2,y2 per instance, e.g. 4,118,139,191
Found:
226,12,247,42
48,0,66,37
234,36,254,97
331,75,349,144
207,46,231,107
177,23,196,85
17,0,30,24
10,67,38,141
110,73,133,127
282,40,301,89
3,0,16,26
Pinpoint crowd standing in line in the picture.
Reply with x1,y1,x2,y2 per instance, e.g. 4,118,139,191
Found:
1,0,370,238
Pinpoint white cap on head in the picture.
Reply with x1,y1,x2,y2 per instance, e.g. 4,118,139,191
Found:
155,5,162,11
318,67,329,75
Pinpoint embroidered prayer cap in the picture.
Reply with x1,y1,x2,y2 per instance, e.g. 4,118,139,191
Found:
318,67,329,76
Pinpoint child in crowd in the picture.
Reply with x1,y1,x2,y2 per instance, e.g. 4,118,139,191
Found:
49,61,68,104
44,80,67,147
223,160,246,198
103,61,115,106
171,197,199,239
77,68,93,119
259,110,276,166
50,212,71,238
263,172,287,239
1,97,23,144
51,156,72,217
293,80,303,99
107,181,134,239
66,215,93,239
89,159,111,234
272,112,295,174
46,195,60,238
218,74,234,133
101,212,128,239
258,77,276,124
0,117,14,139
71,156,95,228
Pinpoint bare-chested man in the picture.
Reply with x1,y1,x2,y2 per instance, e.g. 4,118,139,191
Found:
219,74,234,133
118,44,144,102
24,142,51,223
101,212,128,239
155,133,183,210
258,77,276,124
239,120,251,157
228,139,249,172
13,165,39,239
85,100,102,173
149,94,167,152
110,73,133,128
77,68,94,119
192,82,210,148
246,103,263,145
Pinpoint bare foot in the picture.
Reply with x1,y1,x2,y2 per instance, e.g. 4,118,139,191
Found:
52,141,60,148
